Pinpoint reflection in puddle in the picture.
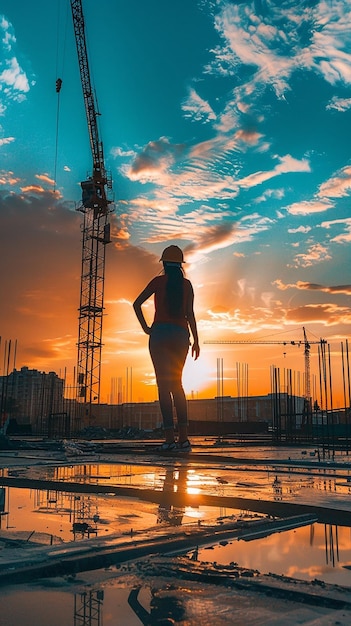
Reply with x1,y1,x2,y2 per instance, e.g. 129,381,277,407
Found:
0,485,160,541
197,522,351,587
2,526,351,626
2,456,351,583
3,476,351,587
0,585,152,626
4,457,351,511
2,450,351,624
1,582,196,626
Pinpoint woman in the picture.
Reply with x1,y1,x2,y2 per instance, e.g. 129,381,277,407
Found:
133,245,200,452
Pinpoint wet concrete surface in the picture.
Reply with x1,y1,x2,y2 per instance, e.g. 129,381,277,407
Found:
1,441,351,624
0,512,317,585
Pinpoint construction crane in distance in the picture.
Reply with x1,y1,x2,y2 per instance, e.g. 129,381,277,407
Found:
205,327,327,406
70,0,113,408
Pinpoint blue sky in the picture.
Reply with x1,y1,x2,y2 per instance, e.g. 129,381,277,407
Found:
1,0,351,403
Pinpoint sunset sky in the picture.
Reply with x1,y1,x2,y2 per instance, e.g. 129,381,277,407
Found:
1,0,351,406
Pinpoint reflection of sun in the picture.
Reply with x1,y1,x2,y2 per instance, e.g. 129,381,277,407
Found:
186,470,201,495
182,352,212,395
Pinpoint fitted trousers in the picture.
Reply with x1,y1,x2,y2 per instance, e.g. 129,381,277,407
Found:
149,323,190,430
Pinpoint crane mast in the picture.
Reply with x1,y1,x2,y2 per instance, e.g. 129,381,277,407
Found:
303,326,311,405
70,0,112,408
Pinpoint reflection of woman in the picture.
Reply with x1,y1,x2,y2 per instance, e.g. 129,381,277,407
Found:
128,586,185,625
158,468,187,525
133,245,199,452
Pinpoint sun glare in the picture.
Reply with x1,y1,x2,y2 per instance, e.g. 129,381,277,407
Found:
182,352,213,396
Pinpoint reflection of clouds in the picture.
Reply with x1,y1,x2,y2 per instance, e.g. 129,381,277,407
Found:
194,520,351,585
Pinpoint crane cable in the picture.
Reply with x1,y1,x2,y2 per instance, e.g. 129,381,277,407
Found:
53,79,62,195
53,0,69,195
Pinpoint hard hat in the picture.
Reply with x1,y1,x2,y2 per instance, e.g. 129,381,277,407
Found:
160,245,185,264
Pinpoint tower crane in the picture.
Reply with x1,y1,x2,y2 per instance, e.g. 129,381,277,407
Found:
205,327,327,406
70,0,113,407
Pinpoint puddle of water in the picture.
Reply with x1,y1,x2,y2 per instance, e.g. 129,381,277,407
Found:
2,453,351,589
5,459,351,510
0,482,231,543
3,481,351,587
2,453,351,624
196,522,351,587
1,485,160,541
0,586,150,626
0,578,253,626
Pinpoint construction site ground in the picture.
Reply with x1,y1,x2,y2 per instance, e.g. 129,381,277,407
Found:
1,440,351,625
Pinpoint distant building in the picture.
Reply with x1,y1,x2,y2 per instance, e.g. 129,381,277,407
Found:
0,366,64,430
80,401,163,432
81,393,306,435
187,394,305,435
0,365,307,437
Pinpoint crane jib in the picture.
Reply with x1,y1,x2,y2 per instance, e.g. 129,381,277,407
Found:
70,0,106,184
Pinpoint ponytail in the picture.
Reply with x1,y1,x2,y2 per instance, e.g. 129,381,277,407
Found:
164,263,184,317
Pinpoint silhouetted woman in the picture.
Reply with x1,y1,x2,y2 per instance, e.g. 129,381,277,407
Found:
133,245,199,452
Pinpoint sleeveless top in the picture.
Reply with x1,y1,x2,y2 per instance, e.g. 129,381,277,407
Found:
147,275,192,330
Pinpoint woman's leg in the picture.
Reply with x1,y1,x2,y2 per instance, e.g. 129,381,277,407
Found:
149,326,175,441
167,328,190,440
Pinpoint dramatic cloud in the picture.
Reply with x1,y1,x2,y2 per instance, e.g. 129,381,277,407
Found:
320,217,351,244
111,146,136,159
326,96,351,112
0,170,19,185
286,303,351,326
207,0,351,95
127,137,186,182
292,243,332,268
184,222,238,258
0,136,14,145
0,17,32,101
318,166,351,198
240,155,310,189
274,279,351,296
182,87,217,124
35,173,55,186
286,200,334,215
288,225,312,234
0,56,29,94
1,15,16,51
20,184,46,194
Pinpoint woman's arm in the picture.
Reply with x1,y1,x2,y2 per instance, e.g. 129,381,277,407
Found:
133,281,155,335
186,283,200,360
